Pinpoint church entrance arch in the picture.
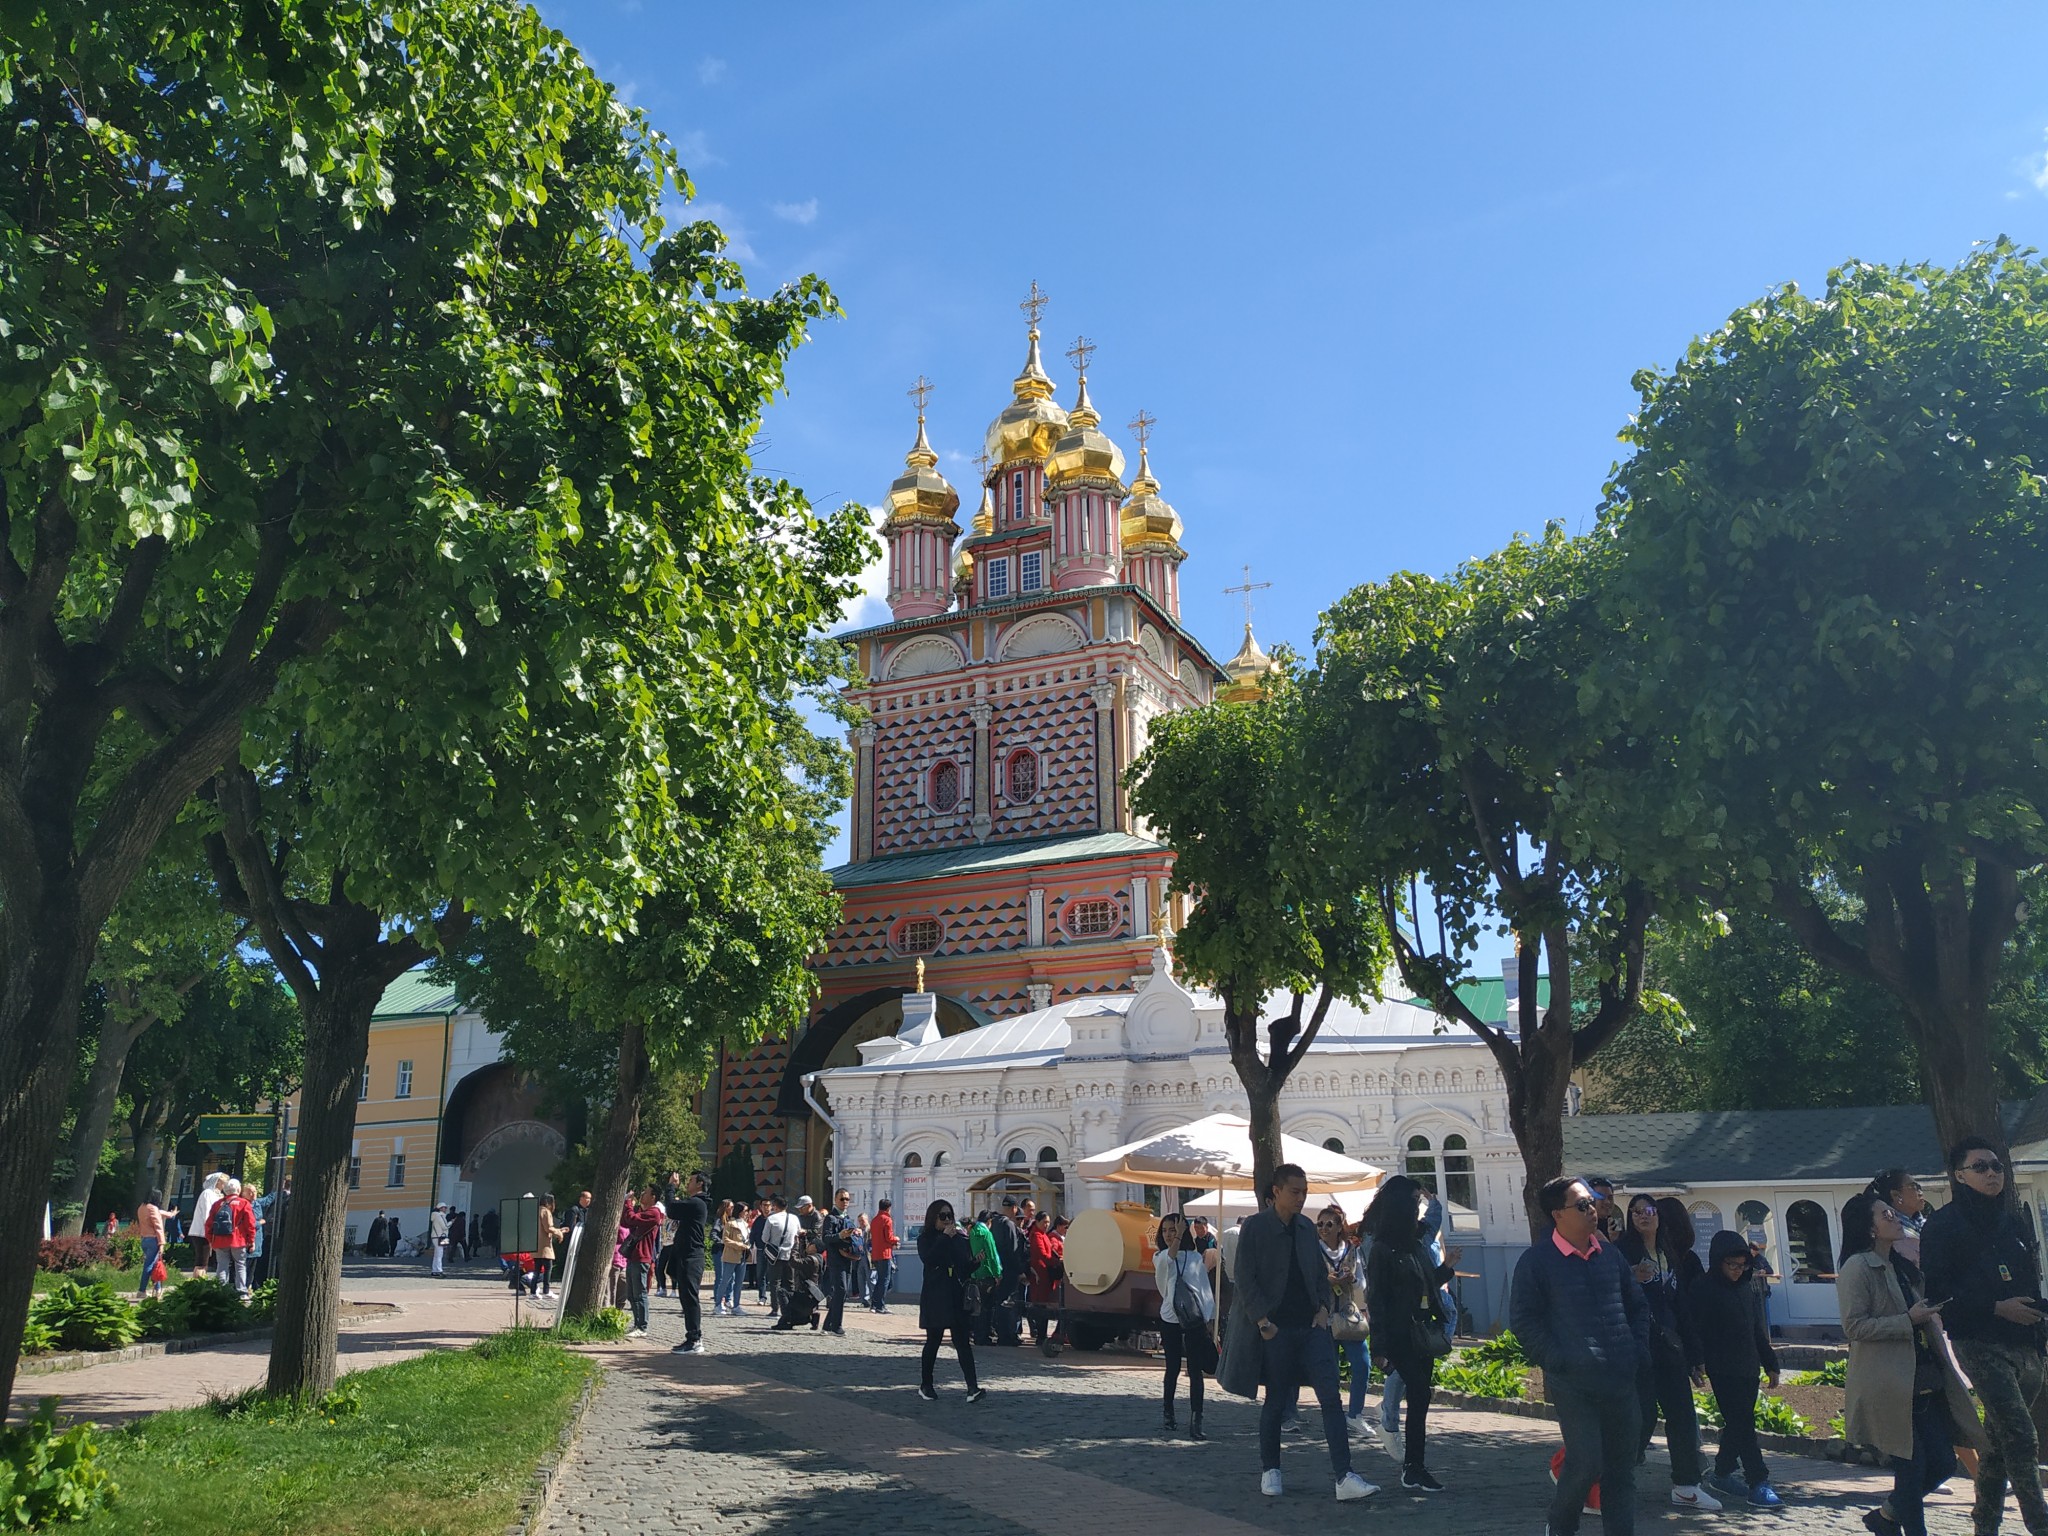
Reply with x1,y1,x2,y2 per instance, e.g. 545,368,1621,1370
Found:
776,986,983,1204
439,1063,571,1238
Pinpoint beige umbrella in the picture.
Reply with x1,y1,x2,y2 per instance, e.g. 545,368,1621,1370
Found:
1074,1112,1384,1194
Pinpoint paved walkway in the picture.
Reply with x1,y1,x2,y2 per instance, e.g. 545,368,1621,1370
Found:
542,1298,2013,1536
11,1260,532,1424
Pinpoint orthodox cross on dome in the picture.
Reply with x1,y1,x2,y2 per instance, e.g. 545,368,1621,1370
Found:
907,374,933,422
1065,334,1096,381
972,448,991,481
1223,563,1271,628
1127,409,1156,453
1019,279,1049,332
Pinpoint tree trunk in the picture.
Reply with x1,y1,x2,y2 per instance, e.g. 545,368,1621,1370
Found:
53,1010,155,1235
0,924,94,1419
1245,1080,1282,1212
563,1023,649,1321
264,944,397,1402
1509,1042,1573,1242
1902,996,2005,1164
129,1089,174,1207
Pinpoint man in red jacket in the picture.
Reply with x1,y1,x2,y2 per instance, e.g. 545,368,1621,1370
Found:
619,1187,665,1339
866,1199,897,1313
208,1178,259,1296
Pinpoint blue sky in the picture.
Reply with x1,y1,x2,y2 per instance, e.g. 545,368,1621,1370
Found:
540,3,2048,865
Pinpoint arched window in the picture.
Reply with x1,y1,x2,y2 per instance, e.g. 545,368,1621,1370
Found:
903,1152,922,1168
933,1151,948,1167
1063,898,1119,938
1012,472,1025,520
928,761,960,813
894,916,941,956
1036,1146,1059,1166
1006,1147,1027,1167
1322,1136,1346,1154
1006,749,1039,804
1405,1134,1438,1196
1687,1201,1723,1266
1442,1133,1476,1214
1785,1199,1834,1284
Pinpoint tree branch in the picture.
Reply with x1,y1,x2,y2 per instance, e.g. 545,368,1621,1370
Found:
1458,757,1529,907
1280,982,1337,1075
1570,882,1651,1067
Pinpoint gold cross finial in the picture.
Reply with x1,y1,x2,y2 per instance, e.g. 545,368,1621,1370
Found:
1127,409,1156,452
1065,334,1096,380
907,374,933,420
972,448,991,481
1223,563,1272,627
1019,280,1049,332
914,957,926,994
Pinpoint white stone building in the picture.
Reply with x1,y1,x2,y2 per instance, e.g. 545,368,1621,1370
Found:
810,945,1531,1328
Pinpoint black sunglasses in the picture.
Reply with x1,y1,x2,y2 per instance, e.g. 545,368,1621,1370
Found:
1568,1199,1599,1214
1960,1158,2005,1175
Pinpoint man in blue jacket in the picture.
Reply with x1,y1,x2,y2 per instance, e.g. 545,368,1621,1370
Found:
1512,1175,1651,1536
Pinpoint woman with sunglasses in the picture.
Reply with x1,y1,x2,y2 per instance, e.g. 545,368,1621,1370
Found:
916,1200,986,1403
1153,1211,1218,1439
1839,1191,1980,1536
1617,1194,1717,1512
1922,1137,2047,1536
1312,1205,1372,1432
1866,1170,1929,1265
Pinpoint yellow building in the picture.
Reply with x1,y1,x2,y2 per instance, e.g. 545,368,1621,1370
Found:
294,971,567,1249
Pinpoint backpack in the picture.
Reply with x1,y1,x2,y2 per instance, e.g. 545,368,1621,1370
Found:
208,1199,234,1239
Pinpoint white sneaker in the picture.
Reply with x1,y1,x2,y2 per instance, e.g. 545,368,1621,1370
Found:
1335,1472,1379,1502
1377,1423,1401,1459
626,1328,648,1339
1672,1485,1723,1513
1260,1469,1284,1497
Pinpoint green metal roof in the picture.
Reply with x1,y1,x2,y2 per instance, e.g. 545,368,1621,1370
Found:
1400,976,1551,1027
830,830,1168,890
372,970,462,1021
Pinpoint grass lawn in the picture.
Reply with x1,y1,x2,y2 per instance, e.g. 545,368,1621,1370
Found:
68,1331,595,1536
33,1267,146,1295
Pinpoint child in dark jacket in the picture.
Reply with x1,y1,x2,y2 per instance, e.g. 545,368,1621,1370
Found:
1686,1229,1784,1506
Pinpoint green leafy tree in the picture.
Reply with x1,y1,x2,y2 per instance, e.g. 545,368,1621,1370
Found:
1308,528,1679,1236
52,836,245,1233
1591,242,2048,1157
1127,673,1392,1199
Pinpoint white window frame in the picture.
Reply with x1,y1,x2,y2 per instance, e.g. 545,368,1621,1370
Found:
986,558,1010,598
1019,550,1043,591
348,1156,362,1190
1064,898,1119,938
387,1152,407,1188
395,1059,414,1099
895,916,942,956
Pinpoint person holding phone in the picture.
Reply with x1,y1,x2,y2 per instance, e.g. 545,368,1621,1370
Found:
1839,1191,1982,1536
1617,1194,1715,1512
915,1201,985,1403
1921,1137,2048,1536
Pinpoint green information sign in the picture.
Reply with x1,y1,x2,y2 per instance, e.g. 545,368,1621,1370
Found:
195,1114,275,1143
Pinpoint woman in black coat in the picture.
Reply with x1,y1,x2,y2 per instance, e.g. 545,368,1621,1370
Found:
1618,1195,1713,1509
916,1200,985,1402
1364,1174,1455,1492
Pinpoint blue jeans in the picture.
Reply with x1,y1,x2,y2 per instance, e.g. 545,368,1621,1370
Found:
1258,1325,1352,1477
715,1258,744,1310
626,1259,653,1331
137,1237,161,1295
869,1257,895,1309
1888,1391,1960,1536
1338,1336,1369,1415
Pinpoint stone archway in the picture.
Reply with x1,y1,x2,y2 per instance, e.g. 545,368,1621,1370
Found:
462,1119,568,1228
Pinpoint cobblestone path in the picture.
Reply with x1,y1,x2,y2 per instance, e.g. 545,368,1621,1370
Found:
540,1298,2011,1536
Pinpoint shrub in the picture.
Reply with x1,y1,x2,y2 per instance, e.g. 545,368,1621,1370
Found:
1753,1395,1810,1436
1828,1412,1846,1438
106,1235,142,1272
554,1308,629,1344
1793,1358,1847,1388
34,1237,112,1275
28,1282,141,1352
1433,1357,1528,1399
1461,1329,1528,1367
19,1319,54,1357
138,1278,246,1339
244,1280,278,1323
0,1399,116,1528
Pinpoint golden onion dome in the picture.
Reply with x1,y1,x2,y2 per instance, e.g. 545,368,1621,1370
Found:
1218,623,1278,703
1047,372,1126,486
1119,442,1183,553
951,541,975,584
882,413,960,529
984,323,1069,469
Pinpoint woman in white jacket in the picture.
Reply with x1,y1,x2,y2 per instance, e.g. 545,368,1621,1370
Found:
1154,1211,1219,1441
189,1173,227,1277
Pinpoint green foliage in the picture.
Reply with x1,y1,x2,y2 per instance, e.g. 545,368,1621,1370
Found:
135,1280,245,1341
0,1400,116,1529
1694,1389,1722,1428
553,1308,629,1344
1592,242,2048,1145
1753,1395,1811,1437
17,1322,52,1358
1828,1413,1847,1438
1461,1329,1529,1367
470,1325,555,1361
1433,1357,1528,1399
1794,1358,1848,1388
34,1241,113,1277
242,1282,277,1325
27,1284,140,1353
708,1142,759,1206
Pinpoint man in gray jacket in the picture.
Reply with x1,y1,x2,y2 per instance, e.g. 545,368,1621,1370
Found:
1218,1162,1378,1502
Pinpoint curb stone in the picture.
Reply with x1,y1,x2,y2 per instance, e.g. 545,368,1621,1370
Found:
18,1327,276,1376
505,1366,602,1536
1431,1387,1873,1464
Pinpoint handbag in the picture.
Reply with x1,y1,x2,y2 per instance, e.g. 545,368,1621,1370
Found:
962,1277,986,1317
1332,1278,1370,1343
1171,1261,1207,1329
1409,1252,1453,1358
149,1257,168,1284
1186,1322,1220,1376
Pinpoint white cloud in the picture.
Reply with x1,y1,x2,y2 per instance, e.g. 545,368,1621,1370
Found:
2033,130,2048,194
772,197,820,226
672,129,721,169
683,199,757,261
698,56,727,86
